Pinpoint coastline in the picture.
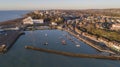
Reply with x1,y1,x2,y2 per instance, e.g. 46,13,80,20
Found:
63,28,116,54
0,18,117,54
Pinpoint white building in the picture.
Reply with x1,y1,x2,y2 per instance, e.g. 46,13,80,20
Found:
34,10,40,14
116,19,120,23
23,17,44,25
23,17,33,25
51,22,57,26
111,23,120,30
33,19,44,24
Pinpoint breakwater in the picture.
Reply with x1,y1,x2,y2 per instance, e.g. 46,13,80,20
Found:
25,46,120,60
0,30,24,53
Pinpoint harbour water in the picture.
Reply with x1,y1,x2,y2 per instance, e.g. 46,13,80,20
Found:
0,11,120,67
0,30,119,67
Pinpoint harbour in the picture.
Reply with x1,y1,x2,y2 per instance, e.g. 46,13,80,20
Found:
0,10,120,67
0,29,120,67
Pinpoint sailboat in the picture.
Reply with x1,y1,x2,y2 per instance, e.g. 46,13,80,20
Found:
76,45,80,47
44,42,48,45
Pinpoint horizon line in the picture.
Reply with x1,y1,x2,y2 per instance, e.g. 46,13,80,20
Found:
0,8,120,11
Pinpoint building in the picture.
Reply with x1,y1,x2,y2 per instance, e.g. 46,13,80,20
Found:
33,19,44,24
23,17,33,25
51,22,57,26
116,19,120,23
23,17,45,25
110,23,120,31
33,10,40,14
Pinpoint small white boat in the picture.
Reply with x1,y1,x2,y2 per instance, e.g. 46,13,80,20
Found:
44,42,48,45
76,45,80,47
45,33,48,36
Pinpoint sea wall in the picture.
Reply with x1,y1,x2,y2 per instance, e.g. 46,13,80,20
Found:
74,27,120,53
25,46,120,60
64,28,115,54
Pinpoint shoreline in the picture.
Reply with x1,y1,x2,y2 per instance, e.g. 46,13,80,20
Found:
0,17,118,55
0,18,24,26
63,28,116,54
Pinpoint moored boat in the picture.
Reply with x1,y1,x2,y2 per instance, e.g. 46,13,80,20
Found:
61,40,66,45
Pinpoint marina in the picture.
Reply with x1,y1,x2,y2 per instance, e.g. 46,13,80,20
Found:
0,30,120,67
0,10,120,67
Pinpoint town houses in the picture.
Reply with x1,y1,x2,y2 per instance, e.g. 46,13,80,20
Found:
25,10,120,32
24,10,120,53
110,23,120,31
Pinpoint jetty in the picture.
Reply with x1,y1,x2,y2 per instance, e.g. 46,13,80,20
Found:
25,46,120,60
0,30,24,53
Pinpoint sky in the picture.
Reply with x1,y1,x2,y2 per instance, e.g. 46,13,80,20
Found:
0,0,120,10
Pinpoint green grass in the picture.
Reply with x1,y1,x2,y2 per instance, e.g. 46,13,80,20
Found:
81,26,120,42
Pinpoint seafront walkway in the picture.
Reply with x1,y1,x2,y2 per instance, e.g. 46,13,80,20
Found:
64,28,116,54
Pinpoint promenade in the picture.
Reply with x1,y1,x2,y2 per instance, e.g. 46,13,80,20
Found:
64,28,116,54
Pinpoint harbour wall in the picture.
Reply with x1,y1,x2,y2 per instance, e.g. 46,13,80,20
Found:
25,46,120,60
